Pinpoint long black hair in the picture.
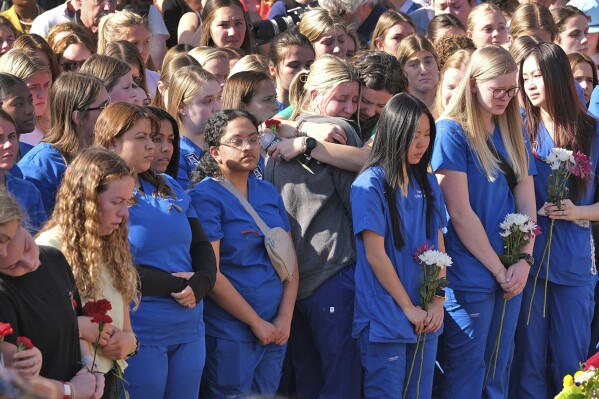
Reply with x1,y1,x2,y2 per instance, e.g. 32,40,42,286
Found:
147,106,180,179
362,93,437,250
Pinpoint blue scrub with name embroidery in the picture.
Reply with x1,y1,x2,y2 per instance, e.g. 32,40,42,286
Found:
17,142,66,214
510,121,599,399
6,173,46,232
124,175,205,399
351,166,447,399
189,176,289,398
431,119,536,399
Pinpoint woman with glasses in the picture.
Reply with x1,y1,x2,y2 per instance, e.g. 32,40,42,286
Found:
18,73,109,214
188,109,298,398
94,102,216,399
431,45,536,398
510,43,599,399
51,30,95,74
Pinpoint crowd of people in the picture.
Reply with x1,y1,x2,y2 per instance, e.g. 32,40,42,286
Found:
0,0,597,398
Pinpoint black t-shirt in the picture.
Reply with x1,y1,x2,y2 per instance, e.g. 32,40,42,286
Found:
0,246,81,381
162,0,191,48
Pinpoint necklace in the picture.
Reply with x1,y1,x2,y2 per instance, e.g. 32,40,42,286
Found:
18,5,40,26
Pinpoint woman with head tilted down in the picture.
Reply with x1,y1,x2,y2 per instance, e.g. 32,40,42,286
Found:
94,102,216,398
431,45,537,398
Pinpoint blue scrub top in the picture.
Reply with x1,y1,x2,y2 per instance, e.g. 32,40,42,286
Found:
17,142,66,214
189,176,289,342
6,174,46,233
351,166,447,343
530,121,599,286
127,175,203,345
177,136,203,190
431,119,536,293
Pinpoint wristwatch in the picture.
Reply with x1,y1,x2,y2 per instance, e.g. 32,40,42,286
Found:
63,382,72,399
519,253,534,267
434,286,446,299
303,137,317,159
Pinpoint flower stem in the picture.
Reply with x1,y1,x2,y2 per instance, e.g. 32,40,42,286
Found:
542,219,554,318
416,333,427,399
403,333,421,399
526,218,553,324
483,298,506,388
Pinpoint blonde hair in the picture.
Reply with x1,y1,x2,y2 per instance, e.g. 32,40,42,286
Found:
80,54,131,92
46,22,93,49
371,10,415,51
97,11,147,55
151,54,200,109
0,189,22,226
41,147,139,305
433,48,473,117
229,54,270,76
467,3,505,33
440,45,528,181
0,49,50,81
166,65,218,128
188,46,229,66
509,3,557,42
289,54,359,120
299,8,347,45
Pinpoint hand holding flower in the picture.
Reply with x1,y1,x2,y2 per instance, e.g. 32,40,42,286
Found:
305,122,347,144
423,298,444,334
11,346,42,378
78,316,113,346
404,305,427,335
544,199,586,221
267,137,304,161
503,260,530,298
71,368,104,399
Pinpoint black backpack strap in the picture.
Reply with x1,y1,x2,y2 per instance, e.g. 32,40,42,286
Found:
487,140,517,192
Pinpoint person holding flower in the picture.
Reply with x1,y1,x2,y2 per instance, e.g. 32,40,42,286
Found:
350,93,448,399
94,102,217,399
0,190,105,399
36,147,140,397
510,42,599,398
431,45,537,399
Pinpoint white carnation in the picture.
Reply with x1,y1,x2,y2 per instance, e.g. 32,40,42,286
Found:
419,250,453,269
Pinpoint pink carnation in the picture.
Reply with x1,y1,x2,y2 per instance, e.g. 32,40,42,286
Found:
570,151,591,179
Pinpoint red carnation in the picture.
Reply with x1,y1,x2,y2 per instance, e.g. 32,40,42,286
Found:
91,313,113,325
413,243,434,263
585,351,599,370
265,119,281,133
83,299,112,318
16,336,33,352
0,322,13,338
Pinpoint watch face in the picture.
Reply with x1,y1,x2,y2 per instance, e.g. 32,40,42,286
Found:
306,137,317,149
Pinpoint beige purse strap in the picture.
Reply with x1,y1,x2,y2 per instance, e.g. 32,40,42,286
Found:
215,178,272,235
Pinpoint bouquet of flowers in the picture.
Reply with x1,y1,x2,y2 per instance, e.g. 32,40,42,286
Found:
555,351,599,398
530,148,590,322
404,244,452,399
485,213,540,386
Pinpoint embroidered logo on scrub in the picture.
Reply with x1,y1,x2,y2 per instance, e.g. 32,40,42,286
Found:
185,153,200,166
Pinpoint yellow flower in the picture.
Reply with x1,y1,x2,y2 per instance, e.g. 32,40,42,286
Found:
574,370,584,382
563,374,574,388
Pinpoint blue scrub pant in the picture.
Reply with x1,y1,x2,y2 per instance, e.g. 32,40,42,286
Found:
288,265,361,399
510,278,594,399
358,327,438,399
202,336,286,398
441,287,522,399
124,337,205,399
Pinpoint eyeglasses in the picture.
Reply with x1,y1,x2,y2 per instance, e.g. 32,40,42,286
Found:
219,135,261,149
60,60,86,72
488,86,520,99
81,99,111,112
